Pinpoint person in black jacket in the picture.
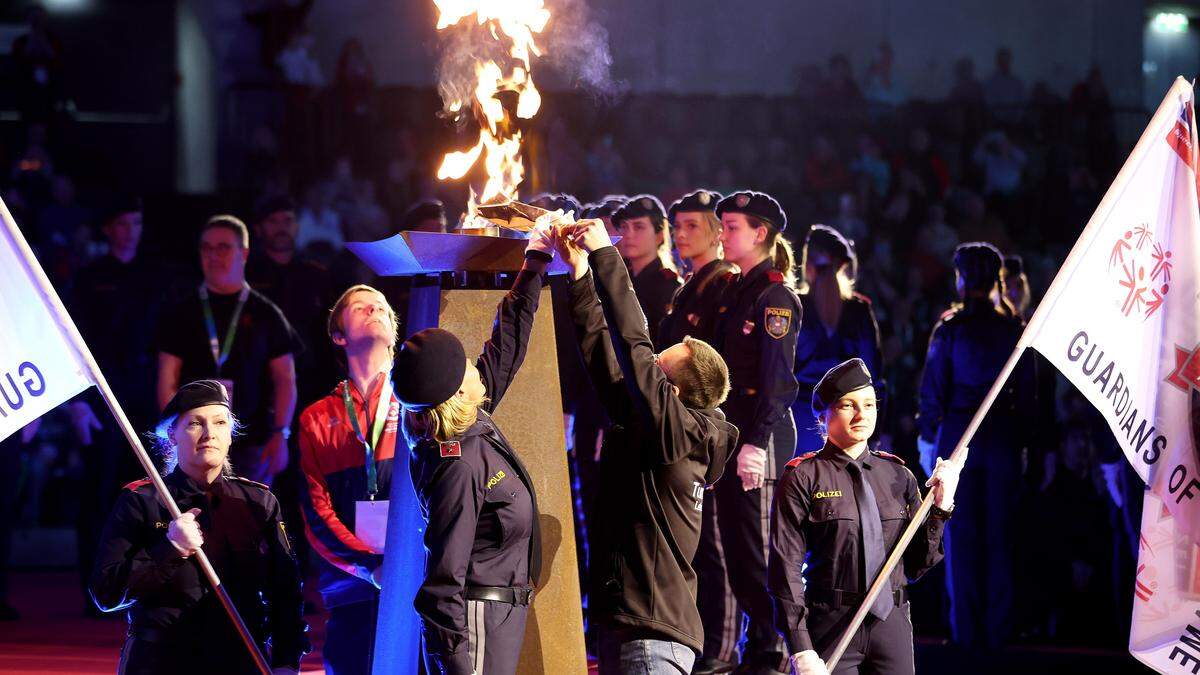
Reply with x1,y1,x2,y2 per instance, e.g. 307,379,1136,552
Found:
90,379,309,675
658,189,741,674
770,359,958,675
399,227,553,675
917,242,1034,650
561,218,739,674
712,190,803,674
612,195,682,347
792,225,882,455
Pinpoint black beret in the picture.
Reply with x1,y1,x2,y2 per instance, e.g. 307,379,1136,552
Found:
582,195,628,220
715,190,787,232
812,358,874,417
668,189,722,222
161,380,231,425
252,194,297,225
612,194,667,229
1002,254,1024,276
805,224,855,263
96,194,142,227
953,242,1003,293
394,328,468,409
529,192,582,218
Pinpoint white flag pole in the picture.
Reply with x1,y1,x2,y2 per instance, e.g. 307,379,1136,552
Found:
0,197,271,675
827,76,1194,670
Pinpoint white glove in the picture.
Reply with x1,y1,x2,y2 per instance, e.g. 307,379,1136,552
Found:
167,508,204,557
925,456,962,510
526,217,559,257
917,436,936,477
791,649,830,675
736,444,767,491
1101,462,1124,508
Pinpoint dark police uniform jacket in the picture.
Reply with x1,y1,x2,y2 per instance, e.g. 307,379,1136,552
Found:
768,444,949,655
917,297,1035,458
713,258,802,450
90,468,309,672
569,246,739,651
657,257,735,350
629,256,682,348
408,259,545,675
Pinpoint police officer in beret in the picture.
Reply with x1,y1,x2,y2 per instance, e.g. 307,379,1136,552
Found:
711,190,803,673
90,380,309,674
917,242,1034,650
792,224,882,456
400,225,554,675
612,194,682,347
770,359,959,675
659,189,734,350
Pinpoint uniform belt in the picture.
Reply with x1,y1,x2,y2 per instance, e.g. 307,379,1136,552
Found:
807,586,906,608
465,585,534,606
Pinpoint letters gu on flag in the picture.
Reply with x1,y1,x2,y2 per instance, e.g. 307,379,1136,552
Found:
0,201,94,443
1024,78,1200,672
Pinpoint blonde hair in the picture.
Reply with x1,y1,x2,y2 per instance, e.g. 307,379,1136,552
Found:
152,411,240,477
746,214,796,287
657,217,680,273
401,394,485,445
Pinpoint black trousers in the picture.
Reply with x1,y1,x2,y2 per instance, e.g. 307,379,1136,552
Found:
324,597,379,675
811,601,916,675
694,487,741,663
713,421,795,670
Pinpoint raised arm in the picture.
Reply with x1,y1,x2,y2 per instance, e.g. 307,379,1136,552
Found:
476,245,551,413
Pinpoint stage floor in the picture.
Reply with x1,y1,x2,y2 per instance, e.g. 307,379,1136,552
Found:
0,570,328,674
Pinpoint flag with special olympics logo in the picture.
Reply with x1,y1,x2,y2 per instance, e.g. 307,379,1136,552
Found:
0,196,94,444
1024,77,1200,671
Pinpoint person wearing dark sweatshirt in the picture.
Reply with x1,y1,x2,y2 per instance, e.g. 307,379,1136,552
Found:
559,218,740,674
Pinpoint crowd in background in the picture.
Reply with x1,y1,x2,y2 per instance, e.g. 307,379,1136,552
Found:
0,4,1142,656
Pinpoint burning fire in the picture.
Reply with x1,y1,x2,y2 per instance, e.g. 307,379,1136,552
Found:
434,0,549,206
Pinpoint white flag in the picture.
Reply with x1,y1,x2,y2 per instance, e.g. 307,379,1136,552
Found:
1027,77,1200,533
1023,77,1200,672
0,197,93,443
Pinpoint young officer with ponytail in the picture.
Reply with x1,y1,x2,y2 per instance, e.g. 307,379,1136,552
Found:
711,190,803,673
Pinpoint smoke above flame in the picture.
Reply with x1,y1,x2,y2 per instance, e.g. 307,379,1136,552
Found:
434,0,550,205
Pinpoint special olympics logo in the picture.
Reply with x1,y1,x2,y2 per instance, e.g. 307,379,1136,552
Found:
1108,223,1173,319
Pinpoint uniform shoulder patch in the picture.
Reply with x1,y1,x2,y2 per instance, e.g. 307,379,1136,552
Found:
122,478,152,492
231,476,271,490
439,440,462,458
767,269,785,284
764,306,793,339
872,450,905,465
785,451,819,468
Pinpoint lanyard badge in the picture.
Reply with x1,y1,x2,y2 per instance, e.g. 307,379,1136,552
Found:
199,283,250,376
343,373,392,499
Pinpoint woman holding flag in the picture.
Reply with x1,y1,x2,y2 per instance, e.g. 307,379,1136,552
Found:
769,358,959,674
90,379,308,674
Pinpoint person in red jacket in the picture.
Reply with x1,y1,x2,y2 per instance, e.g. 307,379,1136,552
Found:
298,283,400,675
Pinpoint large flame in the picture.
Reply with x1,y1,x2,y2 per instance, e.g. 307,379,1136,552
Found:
434,0,548,206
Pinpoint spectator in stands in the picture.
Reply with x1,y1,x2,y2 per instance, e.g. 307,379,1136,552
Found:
864,41,907,106
974,130,1027,197
984,47,1026,121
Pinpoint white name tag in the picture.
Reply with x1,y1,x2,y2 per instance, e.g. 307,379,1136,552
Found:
355,499,389,553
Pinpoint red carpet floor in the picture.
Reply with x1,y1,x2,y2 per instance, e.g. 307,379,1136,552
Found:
0,570,328,674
